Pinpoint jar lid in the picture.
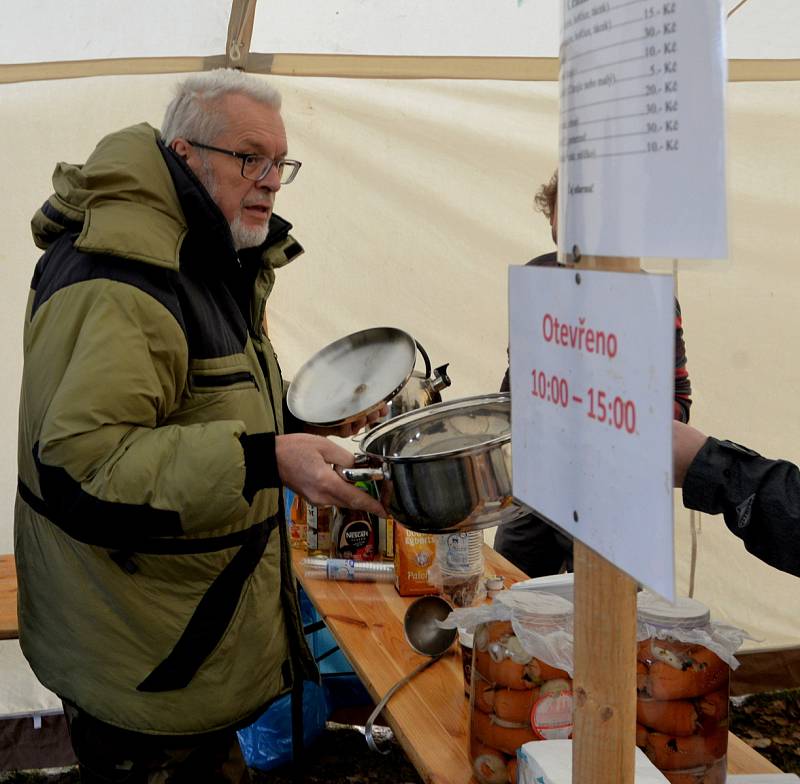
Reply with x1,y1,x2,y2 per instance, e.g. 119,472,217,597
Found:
637,590,710,628
495,588,574,621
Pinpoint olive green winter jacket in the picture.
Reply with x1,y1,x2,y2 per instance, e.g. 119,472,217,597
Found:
15,123,317,735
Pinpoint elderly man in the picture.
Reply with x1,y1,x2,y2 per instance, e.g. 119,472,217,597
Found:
15,69,382,782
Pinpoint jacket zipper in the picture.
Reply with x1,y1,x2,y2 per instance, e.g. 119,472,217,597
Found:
192,372,259,390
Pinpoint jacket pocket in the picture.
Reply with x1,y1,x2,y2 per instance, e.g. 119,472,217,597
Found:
190,371,259,392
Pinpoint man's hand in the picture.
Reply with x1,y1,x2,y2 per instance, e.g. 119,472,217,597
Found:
303,403,389,439
275,433,386,516
673,420,710,487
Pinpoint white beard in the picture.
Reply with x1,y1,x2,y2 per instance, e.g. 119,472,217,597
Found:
197,159,270,251
229,212,270,251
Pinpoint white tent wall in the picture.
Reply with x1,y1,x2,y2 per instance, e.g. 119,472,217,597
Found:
3,0,798,63
1,70,799,659
0,72,560,543
674,81,800,652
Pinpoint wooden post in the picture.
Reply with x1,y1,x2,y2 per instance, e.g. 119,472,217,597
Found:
573,543,638,783
571,254,640,784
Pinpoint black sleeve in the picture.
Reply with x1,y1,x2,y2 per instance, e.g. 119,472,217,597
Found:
239,432,280,503
682,437,800,577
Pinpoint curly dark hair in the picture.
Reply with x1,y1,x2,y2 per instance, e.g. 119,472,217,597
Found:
534,169,558,221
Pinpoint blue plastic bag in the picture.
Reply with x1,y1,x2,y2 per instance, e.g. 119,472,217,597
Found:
237,680,329,772
298,588,373,711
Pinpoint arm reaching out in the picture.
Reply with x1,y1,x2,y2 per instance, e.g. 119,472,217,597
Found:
673,421,709,487
673,420,800,578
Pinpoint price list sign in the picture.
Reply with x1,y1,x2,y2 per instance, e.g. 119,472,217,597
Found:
558,0,727,260
510,266,675,599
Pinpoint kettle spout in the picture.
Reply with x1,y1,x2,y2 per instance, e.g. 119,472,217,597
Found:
431,363,452,392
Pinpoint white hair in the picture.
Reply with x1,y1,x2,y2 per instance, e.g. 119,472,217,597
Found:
160,69,282,144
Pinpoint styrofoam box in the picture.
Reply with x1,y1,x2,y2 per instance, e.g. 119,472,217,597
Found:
518,739,668,783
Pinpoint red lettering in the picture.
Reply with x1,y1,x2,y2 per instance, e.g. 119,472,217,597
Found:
607,333,618,358
543,313,554,342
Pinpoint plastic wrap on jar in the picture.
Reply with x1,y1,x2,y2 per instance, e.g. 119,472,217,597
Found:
441,592,574,784
635,591,750,784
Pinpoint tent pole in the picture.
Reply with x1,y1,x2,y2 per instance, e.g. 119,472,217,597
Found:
227,0,258,71
2,55,799,86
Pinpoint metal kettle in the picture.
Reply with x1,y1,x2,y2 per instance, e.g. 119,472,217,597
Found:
384,341,451,420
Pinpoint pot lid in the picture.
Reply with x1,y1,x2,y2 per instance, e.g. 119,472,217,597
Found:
287,327,417,427
361,393,511,460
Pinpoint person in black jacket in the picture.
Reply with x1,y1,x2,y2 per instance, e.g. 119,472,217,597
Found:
494,171,693,576
494,172,570,576
674,420,800,578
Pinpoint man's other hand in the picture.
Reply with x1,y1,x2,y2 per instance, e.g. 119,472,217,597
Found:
275,433,386,516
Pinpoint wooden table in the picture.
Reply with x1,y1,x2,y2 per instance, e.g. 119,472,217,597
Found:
1,549,783,777
293,545,782,783
0,554,17,640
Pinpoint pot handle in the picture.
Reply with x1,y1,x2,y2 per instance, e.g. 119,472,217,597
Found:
335,465,387,483
414,339,433,380
334,455,387,484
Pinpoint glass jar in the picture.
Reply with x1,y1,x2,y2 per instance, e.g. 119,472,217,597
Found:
328,481,377,560
636,593,730,784
436,530,485,607
468,594,574,784
287,490,307,550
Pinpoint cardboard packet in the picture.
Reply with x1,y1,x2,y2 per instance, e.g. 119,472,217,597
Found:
394,522,439,596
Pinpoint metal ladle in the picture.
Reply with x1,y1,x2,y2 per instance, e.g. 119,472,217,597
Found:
364,594,457,754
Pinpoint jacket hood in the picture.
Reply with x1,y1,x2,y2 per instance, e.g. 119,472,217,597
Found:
31,124,190,270
31,123,303,272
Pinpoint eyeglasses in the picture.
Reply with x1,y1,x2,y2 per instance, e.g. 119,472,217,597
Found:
187,140,302,184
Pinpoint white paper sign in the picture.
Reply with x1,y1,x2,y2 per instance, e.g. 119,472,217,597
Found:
510,266,675,599
558,0,727,259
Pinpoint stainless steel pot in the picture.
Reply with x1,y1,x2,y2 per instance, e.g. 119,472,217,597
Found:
339,393,528,534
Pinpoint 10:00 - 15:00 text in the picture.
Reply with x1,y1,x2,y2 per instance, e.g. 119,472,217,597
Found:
531,369,637,435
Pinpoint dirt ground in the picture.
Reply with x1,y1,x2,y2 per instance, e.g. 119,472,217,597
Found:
0,723,421,784
2,689,798,783
730,688,800,775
